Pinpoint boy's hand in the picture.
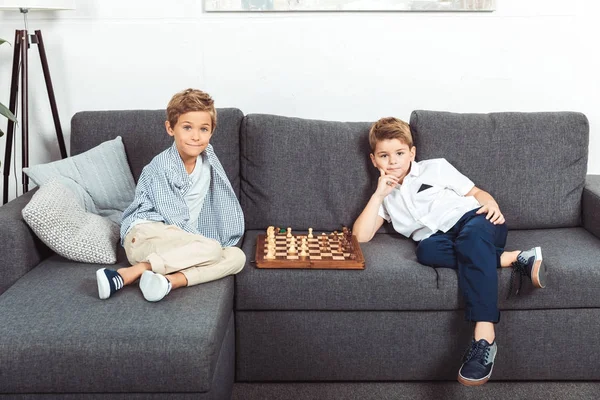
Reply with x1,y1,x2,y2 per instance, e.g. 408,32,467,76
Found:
476,201,505,225
375,168,399,198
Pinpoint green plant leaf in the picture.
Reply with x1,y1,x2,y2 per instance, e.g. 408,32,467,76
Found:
0,38,9,46
0,102,17,123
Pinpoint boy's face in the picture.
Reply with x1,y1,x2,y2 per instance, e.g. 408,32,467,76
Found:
370,139,416,183
166,111,213,162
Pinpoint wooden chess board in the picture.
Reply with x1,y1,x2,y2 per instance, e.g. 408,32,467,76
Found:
255,233,365,269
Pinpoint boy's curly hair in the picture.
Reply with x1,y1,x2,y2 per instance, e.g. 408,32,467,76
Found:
368,117,413,152
166,88,216,131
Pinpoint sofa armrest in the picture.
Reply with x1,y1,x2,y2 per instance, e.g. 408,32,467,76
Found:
582,175,600,239
0,189,52,295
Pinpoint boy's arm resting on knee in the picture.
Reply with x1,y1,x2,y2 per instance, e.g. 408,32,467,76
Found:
353,195,386,243
583,175,600,239
467,186,505,225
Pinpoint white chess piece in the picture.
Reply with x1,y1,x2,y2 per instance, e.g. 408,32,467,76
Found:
300,238,309,256
287,227,292,238
288,242,297,254
266,245,276,259
308,228,313,239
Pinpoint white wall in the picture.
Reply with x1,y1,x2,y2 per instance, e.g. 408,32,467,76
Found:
1,0,598,202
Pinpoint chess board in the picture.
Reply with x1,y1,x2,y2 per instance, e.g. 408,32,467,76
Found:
255,233,365,269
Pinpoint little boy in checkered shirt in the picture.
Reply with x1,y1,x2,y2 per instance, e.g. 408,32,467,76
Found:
96,89,245,302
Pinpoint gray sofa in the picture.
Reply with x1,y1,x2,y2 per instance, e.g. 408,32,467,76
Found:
1,109,599,399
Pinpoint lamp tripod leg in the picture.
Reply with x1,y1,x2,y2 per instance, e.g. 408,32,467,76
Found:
20,29,29,194
2,30,23,205
35,30,67,159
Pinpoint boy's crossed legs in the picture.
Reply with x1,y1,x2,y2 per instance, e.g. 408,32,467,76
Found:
415,209,545,386
97,223,245,302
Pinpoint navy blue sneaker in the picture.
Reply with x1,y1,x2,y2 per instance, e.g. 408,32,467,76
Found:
96,268,124,300
516,247,546,288
458,339,497,386
508,247,546,297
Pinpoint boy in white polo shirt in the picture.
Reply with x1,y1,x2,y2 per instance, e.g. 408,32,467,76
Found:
353,117,546,386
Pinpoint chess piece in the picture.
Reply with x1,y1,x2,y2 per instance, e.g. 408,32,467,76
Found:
308,228,313,239
287,227,292,238
288,241,297,254
300,247,308,256
266,245,276,259
320,233,328,251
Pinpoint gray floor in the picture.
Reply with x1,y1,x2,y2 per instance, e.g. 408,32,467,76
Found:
232,382,599,400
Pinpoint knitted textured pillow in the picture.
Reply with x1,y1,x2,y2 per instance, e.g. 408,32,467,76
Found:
22,180,120,264
22,136,135,225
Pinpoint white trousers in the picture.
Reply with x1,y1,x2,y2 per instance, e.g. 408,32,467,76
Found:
124,222,245,286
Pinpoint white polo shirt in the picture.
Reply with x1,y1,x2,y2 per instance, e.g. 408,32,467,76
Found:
378,158,480,241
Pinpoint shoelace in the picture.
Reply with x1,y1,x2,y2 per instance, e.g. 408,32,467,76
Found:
507,261,526,299
463,340,491,364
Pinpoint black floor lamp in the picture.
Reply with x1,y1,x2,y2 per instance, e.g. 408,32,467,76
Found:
0,1,75,204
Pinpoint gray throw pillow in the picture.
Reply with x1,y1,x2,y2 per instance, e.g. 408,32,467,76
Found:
22,180,119,264
23,136,135,225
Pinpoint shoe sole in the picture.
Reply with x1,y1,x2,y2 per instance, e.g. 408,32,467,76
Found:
530,247,545,288
96,268,111,300
458,365,494,387
139,270,169,302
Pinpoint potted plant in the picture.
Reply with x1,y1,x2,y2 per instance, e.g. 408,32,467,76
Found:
0,37,18,167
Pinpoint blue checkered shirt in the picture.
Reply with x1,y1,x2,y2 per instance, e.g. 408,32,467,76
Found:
120,143,244,247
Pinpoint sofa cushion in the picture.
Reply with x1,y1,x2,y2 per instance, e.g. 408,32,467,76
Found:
238,230,445,311
0,253,234,394
71,108,244,197
22,136,135,224
237,228,600,311
240,114,375,231
22,179,119,264
410,111,589,229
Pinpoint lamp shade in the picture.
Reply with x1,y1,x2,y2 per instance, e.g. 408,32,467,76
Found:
0,0,75,10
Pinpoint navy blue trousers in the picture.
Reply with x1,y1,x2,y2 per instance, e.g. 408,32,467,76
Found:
415,209,507,323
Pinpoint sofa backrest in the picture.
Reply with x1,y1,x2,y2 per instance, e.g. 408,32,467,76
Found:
410,110,589,229
241,114,377,231
70,108,244,196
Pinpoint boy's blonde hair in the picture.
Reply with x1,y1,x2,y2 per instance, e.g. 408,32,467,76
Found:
368,117,413,152
166,88,217,131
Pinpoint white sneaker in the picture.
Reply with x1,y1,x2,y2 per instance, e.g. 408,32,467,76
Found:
139,271,171,302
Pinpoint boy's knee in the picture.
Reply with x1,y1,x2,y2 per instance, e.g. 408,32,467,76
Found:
461,215,497,238
225,247,246,273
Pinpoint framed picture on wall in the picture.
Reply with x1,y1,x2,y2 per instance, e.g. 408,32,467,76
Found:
204,0,496,12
